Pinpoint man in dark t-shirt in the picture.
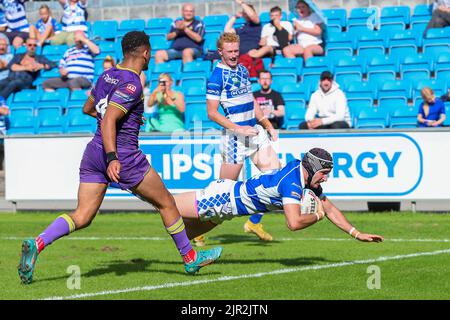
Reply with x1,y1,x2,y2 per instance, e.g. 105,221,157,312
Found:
253,70,285,129
154,3,205,64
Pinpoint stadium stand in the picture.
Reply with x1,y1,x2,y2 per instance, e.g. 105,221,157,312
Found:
2,2,449,134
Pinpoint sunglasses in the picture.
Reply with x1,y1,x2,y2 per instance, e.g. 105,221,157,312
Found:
27,44,37,47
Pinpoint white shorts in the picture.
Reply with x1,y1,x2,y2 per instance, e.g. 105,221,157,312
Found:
195,179,237,224
221,124,271,164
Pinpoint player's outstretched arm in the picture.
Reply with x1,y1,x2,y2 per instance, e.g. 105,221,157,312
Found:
322,198,384,243
283,203,324,231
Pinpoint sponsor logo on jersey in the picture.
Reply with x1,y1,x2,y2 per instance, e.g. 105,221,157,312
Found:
126,84,136,93
207,88,220,96
103,74,119,85
113,90,132,102
230,87,249,96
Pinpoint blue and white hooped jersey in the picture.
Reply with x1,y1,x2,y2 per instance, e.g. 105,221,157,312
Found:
233,159,305,215
61,0,87,32
206,62,256,127
1,0,29,32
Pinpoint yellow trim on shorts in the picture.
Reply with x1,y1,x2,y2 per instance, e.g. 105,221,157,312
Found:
166,217,185,235
116,64,140,76
109,101,128,114
60,214,76,232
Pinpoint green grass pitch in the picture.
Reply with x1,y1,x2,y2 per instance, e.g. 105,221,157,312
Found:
1,211,450,300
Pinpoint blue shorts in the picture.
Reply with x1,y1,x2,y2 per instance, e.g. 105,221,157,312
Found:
166,48,202,60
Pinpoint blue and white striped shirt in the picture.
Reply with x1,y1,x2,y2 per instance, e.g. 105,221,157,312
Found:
60,45,94,81
232,160,305,215
61,0,87,32
207,63,256,127
36,16,62,35
1,0,29,32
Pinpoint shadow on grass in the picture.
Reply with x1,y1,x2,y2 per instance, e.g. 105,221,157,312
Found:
209,233,282,246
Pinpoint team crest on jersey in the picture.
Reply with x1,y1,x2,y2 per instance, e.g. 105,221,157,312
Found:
126,84,136,93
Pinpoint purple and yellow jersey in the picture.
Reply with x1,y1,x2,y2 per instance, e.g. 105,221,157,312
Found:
89,64,144,149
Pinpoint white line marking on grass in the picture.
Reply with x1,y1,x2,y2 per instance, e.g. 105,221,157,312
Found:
42,248,450,300
4,236,450,242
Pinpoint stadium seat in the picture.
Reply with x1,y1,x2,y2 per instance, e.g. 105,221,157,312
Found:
347,97,373,127
185,86,206,103
367,70,396,88
184,102,220,131
379,6,410,33
66,113,96,133
444,104,450,126
233,17,246,29
355,107,388,129
284,100,306,130
335,72,363,90
323,9,347,31
378,80,412,100
413,79,446,101
281,83,309,102
117,19,146,37
388,31,420,57
37,89,69,108
302,56,331,83
435,52,450,82
378,97,409,116
179,76,207,92
96,41,116,59
151,60,182,81
271,57,303,75
348,7,379,33
325,32,355,57
149,34,172,54
259,11,287,25
36,115,66,134
183,60,212,79
333,55,366,74
203,31,221,52
36,105,63,119
423,28,450,59
9,89,38,109
7,116,36,135
389,107,419,128
9,107,34,119
399,53,432,82
66,105,84,118
146,18,173,35
203,15,228,32
42,44,68,62
40,67,61,80
355,30,388,60
346,81,377,100
410,4,432,30
92,20,118,41
367,55,399,73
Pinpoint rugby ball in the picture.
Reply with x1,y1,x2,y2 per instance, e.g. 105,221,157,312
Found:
300,189,319,215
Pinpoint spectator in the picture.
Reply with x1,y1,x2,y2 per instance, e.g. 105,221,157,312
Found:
248,6,294,59
0,34,13,80
299,71,351,130
0,0,30,49
283,0,324,61
29,4,62,47
0,96,8,169
145,73,185,133
253,70,285,129
154,3,204,65
417,87,446,127
0,37,55,100
102,55,115,71
441,88,450,102
224,0,261,56
425,0,450,34
43,31,99,92
51,0,88,46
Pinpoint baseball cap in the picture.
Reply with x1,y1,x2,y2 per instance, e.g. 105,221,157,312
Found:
320,71,333,81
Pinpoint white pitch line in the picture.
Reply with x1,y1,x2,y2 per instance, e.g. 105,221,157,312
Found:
42,248,450,300
3,236,450,243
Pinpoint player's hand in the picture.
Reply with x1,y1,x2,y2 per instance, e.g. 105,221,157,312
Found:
107,160,121,183
234,125,258,137
267,127,278,141
356,233,384,243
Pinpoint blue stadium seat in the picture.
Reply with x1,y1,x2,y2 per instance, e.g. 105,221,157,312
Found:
96,40,116,59
179,76,207,92
389,107,418,128
36,105,63,118
435,52,450,82
37,89,69,108
149,34,172,54
271,57,303,75
399,53,432,82
347,97,373,127
410,4,432,30
36,114,66,134
183,60,212,78
40,68,61,80
388,30,420,57
333,55,366,74
348,7,379,33
262,57,272,70
367,70,396,88
184,102,220,131
272,73,297,85
443,104,450,127
146,18,173,35
117,19,146,37
9,107,34,119
66,113,96,133
379,6,410,33
7,116,36,135
367,55,398,73
284,100,306,130
251,82,261,92
378,97,409,116
9,89,38,109
233,17,246,29
259,11,287,25
346,81,377,100
151,60,182,81
66,105,84,118
185,86,206,103
355,107,388,129
281,83,309,102
423,28,450,59
323,9,347,30
325,32,355,57
302,56,331,83
42,44,68,62
203,31,220,52
92,20,118,41
335,72,363,90
413,79,446,101
203,15,229,32
378,80,412,100
355,30,388,60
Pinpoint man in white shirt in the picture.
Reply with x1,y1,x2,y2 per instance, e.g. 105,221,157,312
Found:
299,71,351,130
248,6,293,59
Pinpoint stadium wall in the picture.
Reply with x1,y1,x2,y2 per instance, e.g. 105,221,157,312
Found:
4,129,450,212
23,0,433,24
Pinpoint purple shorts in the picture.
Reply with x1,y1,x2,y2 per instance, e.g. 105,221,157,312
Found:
79,141,151,190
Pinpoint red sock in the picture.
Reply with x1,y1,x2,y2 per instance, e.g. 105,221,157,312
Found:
35,237,45,254
183,249,197,264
